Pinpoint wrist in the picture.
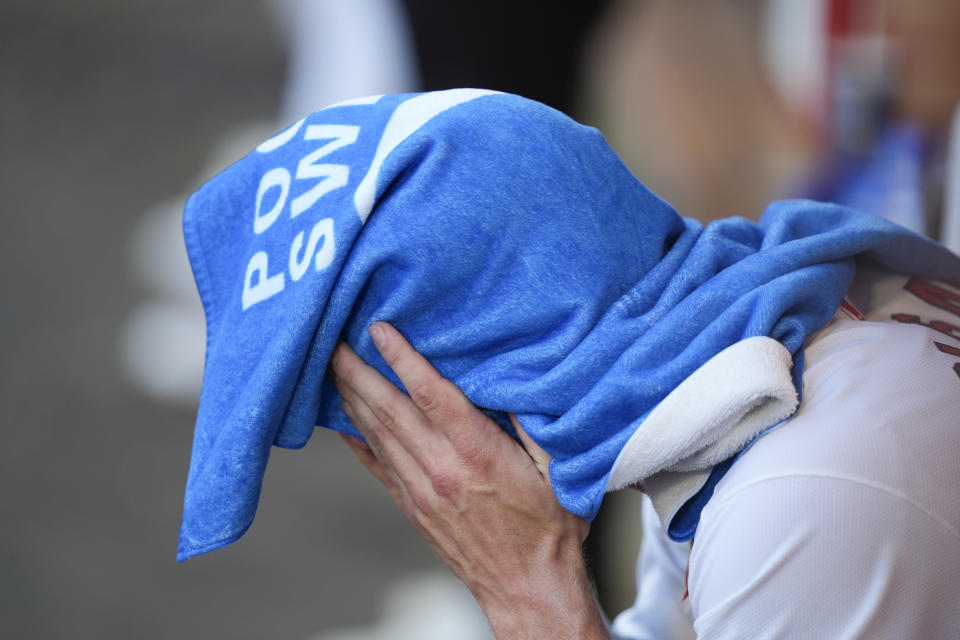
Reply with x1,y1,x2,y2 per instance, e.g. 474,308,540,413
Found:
476,538,609,640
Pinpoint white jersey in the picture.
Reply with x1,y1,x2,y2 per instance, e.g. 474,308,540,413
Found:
613,266,960,639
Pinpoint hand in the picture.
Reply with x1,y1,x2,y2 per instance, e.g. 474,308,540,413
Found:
330,322,608,639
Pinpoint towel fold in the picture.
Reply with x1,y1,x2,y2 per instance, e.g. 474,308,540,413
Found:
179,89,960,561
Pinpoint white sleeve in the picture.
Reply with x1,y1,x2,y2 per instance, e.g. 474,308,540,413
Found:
610,495,697,640
688,475,960,639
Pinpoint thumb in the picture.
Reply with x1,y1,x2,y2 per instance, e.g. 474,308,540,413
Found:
509,413,552,475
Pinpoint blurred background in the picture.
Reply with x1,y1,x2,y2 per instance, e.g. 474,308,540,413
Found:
2,0,958,638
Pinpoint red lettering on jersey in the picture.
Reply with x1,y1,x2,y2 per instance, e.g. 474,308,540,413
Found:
903,278,960,318
892,314,960,341
933,342,960,380
935,341,960,357
840,298,866,321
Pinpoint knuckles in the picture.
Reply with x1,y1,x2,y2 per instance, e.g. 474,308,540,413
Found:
411,378,474,419
363,423,385,453
370,402,397,431
455,436,491,474
426,461,460,500
409,381,442,414
410,484,439,516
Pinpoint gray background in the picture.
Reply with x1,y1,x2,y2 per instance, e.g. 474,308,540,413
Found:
0,2,444,638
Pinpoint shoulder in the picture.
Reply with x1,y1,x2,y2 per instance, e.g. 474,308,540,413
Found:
684,317,960,638
721,316,960,530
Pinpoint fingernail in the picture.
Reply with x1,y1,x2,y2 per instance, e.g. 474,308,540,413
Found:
341,400,355,418
369,324,386,349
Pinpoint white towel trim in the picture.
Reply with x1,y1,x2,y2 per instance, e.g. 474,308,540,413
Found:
353,89,500,223
608,336,797,492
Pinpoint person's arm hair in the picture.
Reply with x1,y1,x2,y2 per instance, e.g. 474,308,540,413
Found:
331,322,609,639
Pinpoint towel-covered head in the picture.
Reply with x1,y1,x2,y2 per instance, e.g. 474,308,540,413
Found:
179,89,960,561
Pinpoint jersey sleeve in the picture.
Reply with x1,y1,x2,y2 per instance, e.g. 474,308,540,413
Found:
687,475,960,639
610,495,697,640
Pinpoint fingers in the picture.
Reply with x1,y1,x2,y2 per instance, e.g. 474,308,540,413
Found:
334,364,426,484
331,339,439,457
367,322,497,447
332,323,512,498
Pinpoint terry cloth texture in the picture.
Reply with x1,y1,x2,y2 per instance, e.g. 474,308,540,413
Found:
178,89,960,561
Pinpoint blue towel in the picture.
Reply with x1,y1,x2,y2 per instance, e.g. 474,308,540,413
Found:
179,89,960,561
